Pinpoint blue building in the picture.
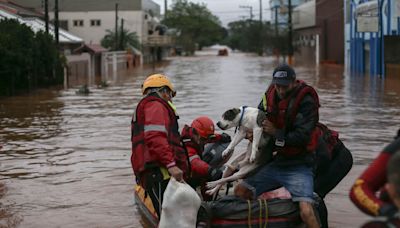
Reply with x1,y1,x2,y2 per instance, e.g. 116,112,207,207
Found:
345,0,400,77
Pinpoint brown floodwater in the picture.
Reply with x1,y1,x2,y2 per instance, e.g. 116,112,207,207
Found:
1,49,400,227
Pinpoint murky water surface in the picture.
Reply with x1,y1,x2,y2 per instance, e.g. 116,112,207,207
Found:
1,50,400,227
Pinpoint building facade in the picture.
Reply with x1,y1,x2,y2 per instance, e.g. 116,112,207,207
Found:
345,0,400,76
0,1,83,52
12,0,161,45
292,0,344,65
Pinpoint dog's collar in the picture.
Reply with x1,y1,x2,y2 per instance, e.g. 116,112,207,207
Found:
235,106,247,133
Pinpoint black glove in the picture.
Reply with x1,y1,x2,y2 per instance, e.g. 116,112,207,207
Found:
208,167,223,181
220,133,231,143
203,151,214,164
378,203,398,217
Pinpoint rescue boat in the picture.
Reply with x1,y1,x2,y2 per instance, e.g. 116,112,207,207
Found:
133,142,323,227
134,184,305,228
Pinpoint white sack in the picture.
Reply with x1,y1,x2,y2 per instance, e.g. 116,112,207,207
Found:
159,178,201,228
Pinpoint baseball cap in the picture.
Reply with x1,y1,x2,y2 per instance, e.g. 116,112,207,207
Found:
272,64,296,86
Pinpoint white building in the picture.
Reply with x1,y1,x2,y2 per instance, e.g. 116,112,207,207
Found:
12,0,161,45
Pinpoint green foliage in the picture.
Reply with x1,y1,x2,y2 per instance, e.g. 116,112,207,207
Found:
224,19,288,56
101,29,140,51
0,18,64,96
162,0,225,55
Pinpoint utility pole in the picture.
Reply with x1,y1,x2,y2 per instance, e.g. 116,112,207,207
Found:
259,0,263,56
115,3,119,50
275,6,278,36
44,0,49,34
54,0,59,45
288,0,293,65
164,0,167,18
119,18,124,50
239,5,253,20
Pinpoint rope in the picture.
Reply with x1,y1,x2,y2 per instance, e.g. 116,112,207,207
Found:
258,199,262,228
263,199,268,228
247,200,252,228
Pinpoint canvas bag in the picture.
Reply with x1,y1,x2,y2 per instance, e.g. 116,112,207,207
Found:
159,177,201,228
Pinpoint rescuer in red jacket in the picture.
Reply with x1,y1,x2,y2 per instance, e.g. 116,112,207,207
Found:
350,131,400,217
131,74,189,217
181,117,230,188
360,148,400,228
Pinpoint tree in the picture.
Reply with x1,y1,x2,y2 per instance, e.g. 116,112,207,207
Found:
162,0,224,55
0,19,63,96
101,29,140,51
224,19,278,55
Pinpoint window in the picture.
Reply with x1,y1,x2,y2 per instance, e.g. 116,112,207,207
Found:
90,19,101,27
73,20,84,27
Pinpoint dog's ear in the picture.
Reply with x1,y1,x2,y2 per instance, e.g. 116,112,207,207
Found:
223,108,241,121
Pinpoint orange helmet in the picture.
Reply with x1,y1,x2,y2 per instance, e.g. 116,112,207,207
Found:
191,116,215,139
141,74,176,96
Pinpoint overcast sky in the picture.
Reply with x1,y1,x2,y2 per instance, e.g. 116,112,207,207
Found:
152,0,272,27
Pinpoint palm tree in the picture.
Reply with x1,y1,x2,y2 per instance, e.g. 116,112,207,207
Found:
101,29,140,51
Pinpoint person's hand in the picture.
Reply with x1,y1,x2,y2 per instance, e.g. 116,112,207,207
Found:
245,131,253,142
220,133,231,143
168,166,183,182
262,119,276,135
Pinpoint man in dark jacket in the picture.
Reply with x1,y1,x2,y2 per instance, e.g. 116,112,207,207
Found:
131,74,189,217
234,64,320,228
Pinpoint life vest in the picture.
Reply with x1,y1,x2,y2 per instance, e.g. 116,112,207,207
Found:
131,93,189,180
263,80,321,156
316,122,339,159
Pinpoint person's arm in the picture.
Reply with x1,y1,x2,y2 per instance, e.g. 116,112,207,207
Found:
188,146,210,178
278,95,319,147
350,138,400,216
209,133,231,143
143,101,176,168
349,152,391,216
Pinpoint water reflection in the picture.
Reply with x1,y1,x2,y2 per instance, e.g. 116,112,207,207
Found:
0,50,400,227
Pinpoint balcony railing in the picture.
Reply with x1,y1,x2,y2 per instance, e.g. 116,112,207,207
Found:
143,35,174,47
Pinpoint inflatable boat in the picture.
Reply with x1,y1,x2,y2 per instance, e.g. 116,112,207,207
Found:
134,184,304,228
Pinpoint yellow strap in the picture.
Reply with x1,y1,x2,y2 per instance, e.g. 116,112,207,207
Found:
160,167,170,180
263,199,268,228
262,94,267,111
247,200,252,228
167,100,178,115
258,199,262,228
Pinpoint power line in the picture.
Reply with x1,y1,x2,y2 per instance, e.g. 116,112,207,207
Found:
239,5,254,20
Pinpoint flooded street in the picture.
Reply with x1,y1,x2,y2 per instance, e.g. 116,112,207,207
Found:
1,50,400,227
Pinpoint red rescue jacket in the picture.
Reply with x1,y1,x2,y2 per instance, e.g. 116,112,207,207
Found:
181,125,224,178
263,80,320,156
350,137,400,216
131,93,189,184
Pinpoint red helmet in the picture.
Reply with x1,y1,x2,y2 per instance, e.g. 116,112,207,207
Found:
191,116,215,139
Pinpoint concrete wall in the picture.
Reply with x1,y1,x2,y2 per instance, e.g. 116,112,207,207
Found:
65,53,92,87
47,11,147,45
316,0,344,64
